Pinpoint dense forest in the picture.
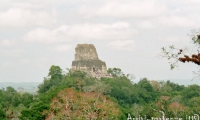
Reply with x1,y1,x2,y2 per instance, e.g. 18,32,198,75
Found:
0,65,200,120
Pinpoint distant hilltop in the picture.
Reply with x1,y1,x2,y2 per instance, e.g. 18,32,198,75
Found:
71,44,112,79
0,82,39,94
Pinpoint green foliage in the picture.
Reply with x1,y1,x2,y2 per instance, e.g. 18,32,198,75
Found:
107,68,125,77
38,78,51,93
21,93,34,108
48,65,62,79
20,101,49,120
0,104,5,119
182,84,200,104
38,65,63,93
1,65,200,119
138,78,154,92
67,69,87,78
0,86,34,119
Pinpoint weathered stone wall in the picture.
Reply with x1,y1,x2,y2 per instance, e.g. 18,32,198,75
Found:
75,44,99,61
72,60,107,73
71,44,108,74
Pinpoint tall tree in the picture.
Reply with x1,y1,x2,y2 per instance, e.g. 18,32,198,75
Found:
48,65,62,80
38,65,63,93
107,68,124,77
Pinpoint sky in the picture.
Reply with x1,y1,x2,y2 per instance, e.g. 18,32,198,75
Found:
0,0,200,84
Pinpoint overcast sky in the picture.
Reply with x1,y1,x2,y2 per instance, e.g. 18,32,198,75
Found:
0,0,200,84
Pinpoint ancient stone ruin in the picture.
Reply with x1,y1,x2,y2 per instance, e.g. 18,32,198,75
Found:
71,44,111,78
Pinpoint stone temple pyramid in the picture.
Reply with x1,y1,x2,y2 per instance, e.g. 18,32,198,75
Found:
71,44,112,78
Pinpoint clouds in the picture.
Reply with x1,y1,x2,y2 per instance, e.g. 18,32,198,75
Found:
0,39,13,46
1,61,10,68
137,21,156,30
1,0,200,82
0,8,56,28
80,0,166,18
0,39,20,57
23,27,65,44
23,22,137,44
107,40,135,51
52,45,72,52
160,16,199,28
0,48,22,57
0,0,59,30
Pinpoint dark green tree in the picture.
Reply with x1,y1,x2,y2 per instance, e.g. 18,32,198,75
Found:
38,65,63,93
19,101,49,120
137,78,157,103
48,65,62,80
107,68,125,77
0,104,5,119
